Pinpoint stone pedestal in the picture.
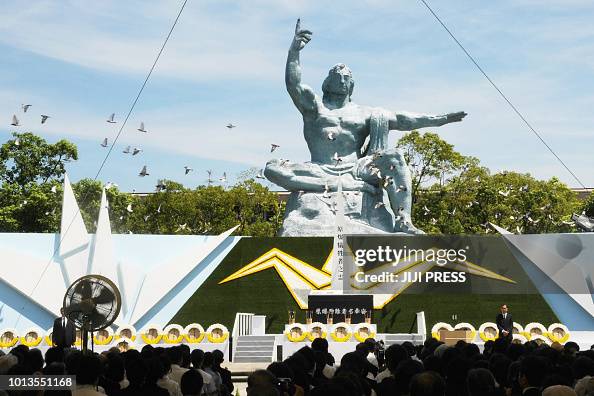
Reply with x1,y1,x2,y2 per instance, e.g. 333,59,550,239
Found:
279,190,397,236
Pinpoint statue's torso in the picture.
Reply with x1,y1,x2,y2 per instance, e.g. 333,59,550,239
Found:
303,102,371,165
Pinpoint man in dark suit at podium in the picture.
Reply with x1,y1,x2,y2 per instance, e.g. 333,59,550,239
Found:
496,304,513,341
52,307,76,349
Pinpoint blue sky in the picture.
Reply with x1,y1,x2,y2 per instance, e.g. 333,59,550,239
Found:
1,0,593,192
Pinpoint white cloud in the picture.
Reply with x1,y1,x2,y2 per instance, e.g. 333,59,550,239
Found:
0,0,315,82
1,0,593,189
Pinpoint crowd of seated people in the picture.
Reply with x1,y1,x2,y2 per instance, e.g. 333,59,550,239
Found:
0,344,233,396
1,338,594,396
247,338,594,396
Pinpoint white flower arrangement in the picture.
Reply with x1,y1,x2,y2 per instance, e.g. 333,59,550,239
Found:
93,327,114,346
0,328,19,348
478,322,498,342
547,323,569,343
330,322,352,342
20,327,42,347
431,322,453,341
285,323,308,342
353,323,375,342
140,324,163,344
162,324,185,344
184,323,206,343
206,324,229,343
115,325,137,341
307,322,327,341
524,322,547,340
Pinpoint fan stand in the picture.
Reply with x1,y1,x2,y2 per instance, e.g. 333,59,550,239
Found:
80,317,94,353
81,321,89,352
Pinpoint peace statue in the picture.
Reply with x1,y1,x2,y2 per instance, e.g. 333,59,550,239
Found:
265,20,467,236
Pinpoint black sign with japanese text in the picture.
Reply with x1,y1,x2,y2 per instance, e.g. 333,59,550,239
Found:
308,294,373,323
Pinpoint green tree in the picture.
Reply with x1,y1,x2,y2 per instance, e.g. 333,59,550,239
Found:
0,133,77,232
0,181,62,232
396,130,477,203
124,179,284,237
71,178,133,233
0,132,77,185
413,167,581,234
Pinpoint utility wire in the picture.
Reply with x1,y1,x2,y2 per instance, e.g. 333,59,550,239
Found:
418,0,587,189
14,0,189,327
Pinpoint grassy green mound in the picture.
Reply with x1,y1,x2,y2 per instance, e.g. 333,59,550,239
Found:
172,237,558,334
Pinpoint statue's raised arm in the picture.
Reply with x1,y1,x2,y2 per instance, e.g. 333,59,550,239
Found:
285,19,318,114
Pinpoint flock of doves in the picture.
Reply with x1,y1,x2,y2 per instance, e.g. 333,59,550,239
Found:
9,104,50,146
8,106,589,233
8,104,255,189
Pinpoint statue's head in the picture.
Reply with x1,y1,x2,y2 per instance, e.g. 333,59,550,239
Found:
322,63,354,99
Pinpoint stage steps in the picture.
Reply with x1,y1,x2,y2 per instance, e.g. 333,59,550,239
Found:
233,335,276,363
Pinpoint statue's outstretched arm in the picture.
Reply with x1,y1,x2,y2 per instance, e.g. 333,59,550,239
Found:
388,111,467,130
286,19,318,114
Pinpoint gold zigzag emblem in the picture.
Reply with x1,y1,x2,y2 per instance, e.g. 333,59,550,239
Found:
219,247,515,309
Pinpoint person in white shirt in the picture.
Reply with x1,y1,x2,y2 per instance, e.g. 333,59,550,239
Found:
364,339,379,370
168,347,189,384
203,352,223,394
157,355,183,396
190,349,216,396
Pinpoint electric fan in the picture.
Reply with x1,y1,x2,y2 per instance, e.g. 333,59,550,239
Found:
63,274,121,352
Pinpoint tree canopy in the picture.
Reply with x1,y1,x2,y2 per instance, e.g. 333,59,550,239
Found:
399,131,583,234
0,131,588,236
0,132,284,236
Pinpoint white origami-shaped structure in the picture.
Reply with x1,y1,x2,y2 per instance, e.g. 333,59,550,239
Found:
0,174,239,332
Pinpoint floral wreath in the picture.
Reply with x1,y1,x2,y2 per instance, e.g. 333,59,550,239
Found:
307,322,327,341
353,323,375,342
115,325,137,342
547,323,570,344
431,322,453,341
93,327,114,346
478,322,499,342
0,328,19,348
20,327,43,347
140,324,162,344
330,322,352,342
184,323,205,343
206,324,229,343
115,336,135,351
162,324,185,344
454,323,476,341
45,327,54,346
524,322,547,340
512,334,528,344
512,322,524,336
530,334,551,346
286,323,308,342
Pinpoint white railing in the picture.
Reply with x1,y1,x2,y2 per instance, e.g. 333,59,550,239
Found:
231,312,255,343
231,313,254,362
416,311,427,342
